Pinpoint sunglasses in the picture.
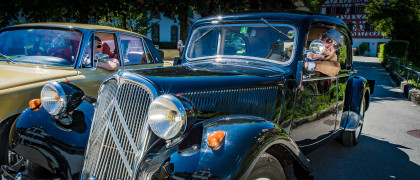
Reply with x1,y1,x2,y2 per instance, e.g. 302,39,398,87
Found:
325,37,340,49
95,44,102,48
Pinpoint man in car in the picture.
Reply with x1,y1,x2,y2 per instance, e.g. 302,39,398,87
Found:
305,29,342,77
94,36,120,71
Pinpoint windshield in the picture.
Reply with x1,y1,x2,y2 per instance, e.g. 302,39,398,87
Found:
0,28,82,66
186,23,296,64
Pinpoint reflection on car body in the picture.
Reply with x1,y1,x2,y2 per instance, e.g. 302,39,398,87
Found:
2,11,375,180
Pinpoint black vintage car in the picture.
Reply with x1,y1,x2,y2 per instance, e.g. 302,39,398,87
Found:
2,10,374,179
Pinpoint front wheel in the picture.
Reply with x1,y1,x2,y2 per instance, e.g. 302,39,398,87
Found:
341,98,365,146
247,153,286,180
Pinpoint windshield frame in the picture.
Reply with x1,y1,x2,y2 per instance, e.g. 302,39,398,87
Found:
185,23,298,66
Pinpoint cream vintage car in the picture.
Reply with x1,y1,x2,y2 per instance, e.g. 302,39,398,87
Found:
0,23,163,155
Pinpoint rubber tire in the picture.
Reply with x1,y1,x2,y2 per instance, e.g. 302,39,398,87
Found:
341,98,365,146
0,118,14,165
247,153,286,180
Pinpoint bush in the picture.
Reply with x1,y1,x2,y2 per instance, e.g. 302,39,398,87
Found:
384,40,409,65
153,42,177,49
378,43,387,64
358,43,369,55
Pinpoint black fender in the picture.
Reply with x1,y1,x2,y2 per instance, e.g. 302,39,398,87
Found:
10,100,94,179
166,115,312,179
341,76,372,130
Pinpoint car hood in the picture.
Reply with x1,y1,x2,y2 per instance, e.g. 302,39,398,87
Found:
0,62,77,90
126,63,286,94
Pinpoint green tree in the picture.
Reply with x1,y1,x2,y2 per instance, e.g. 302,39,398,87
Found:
146,0,302,43
366,0,420,65
0,0,153,35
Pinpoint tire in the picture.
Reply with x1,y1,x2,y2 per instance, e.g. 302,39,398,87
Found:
341,98,365,146
0,118,14,165
247,153,286,180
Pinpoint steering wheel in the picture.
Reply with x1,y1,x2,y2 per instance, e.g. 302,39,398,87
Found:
47,51,72,63
254,49,290,62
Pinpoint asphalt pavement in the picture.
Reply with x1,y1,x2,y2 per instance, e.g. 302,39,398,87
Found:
307,56,420,179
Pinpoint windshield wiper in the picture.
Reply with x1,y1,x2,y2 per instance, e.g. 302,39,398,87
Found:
193,26,216,44
0,53,16,64
260,18,291,40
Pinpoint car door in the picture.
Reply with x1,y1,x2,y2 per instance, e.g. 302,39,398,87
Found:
119,34,163,70
289,27,349,153
68,32,163,97
68,32,120,97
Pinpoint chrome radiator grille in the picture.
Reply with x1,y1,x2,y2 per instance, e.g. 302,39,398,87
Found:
82,78,156,180
183,86,279,120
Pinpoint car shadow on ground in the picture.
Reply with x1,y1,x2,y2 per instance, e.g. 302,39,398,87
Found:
307,134,420,179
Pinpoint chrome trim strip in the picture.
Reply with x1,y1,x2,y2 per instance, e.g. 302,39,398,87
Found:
302,76,338,81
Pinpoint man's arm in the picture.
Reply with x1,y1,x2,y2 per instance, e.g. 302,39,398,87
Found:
313,59,340,77
97,58,120,71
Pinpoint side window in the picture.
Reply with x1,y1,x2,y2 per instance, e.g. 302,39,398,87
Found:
304,27,343,77
120,34,147,65
82,32,119,68
95,33,118,60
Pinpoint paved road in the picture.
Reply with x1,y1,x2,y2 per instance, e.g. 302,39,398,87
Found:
307,56,420,179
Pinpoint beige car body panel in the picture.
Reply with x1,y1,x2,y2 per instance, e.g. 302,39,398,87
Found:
0,62,77,122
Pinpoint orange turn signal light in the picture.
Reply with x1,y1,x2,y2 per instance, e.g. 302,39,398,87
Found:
207,130,226,150
29,99,42,111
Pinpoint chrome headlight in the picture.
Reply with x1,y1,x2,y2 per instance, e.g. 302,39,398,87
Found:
41,81,85,116
147,94,193,140
41,82,67,115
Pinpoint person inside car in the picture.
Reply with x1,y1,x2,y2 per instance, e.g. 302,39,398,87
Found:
94,36,120,71
304,29,342,77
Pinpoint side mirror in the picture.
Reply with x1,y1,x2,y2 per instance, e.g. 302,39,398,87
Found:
307,40,325,55
89,54,109,71
177,40,184,56
95,53,110,63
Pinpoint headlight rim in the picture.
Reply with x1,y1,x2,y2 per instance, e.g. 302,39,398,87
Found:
147,94,188,140
41,81,67,116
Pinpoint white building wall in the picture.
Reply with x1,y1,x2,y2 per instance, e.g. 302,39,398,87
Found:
353,38,390,56
147,13,201,42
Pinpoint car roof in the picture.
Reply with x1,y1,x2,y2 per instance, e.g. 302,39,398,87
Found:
2,22,148,39
194,10,347,29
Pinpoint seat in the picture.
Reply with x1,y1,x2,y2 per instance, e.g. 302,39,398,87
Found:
126,52,145,65
102,43,117,58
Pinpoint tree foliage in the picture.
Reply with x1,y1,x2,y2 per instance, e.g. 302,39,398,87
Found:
0,0,153,35
146,0,302,43
366,0,420,65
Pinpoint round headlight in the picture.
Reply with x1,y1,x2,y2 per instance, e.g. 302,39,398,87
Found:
41,82,67,116
147,94,187,140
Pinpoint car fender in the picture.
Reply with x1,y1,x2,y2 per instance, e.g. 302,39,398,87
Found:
167,115,312,179
341,76,371,130
10,100,94,179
